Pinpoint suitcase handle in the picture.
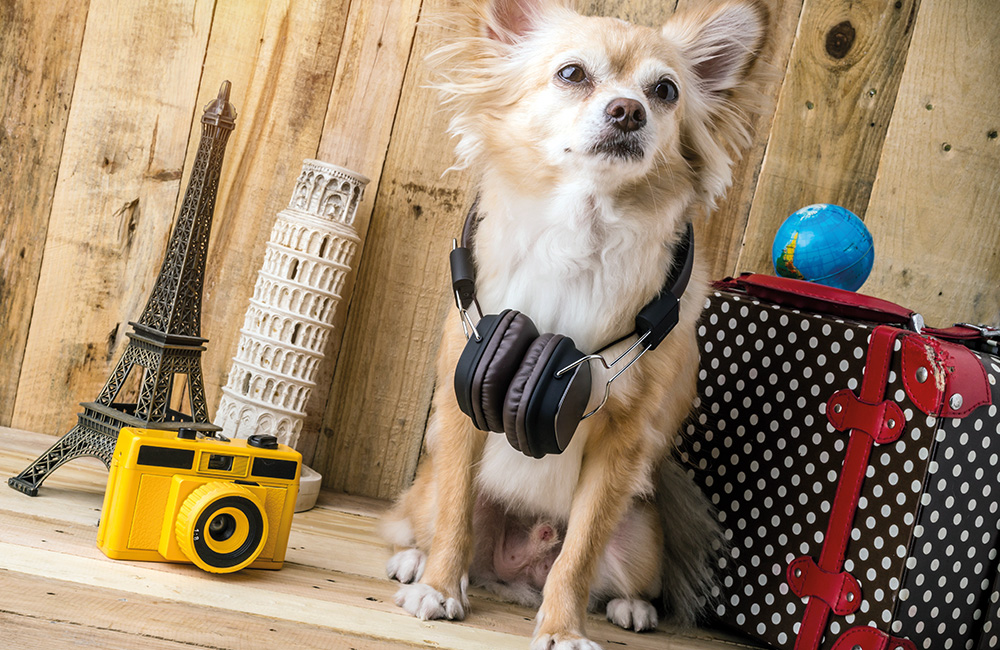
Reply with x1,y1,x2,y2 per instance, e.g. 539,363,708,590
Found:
716,274,995,345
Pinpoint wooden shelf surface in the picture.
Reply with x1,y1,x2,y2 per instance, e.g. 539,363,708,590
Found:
0,427,760,650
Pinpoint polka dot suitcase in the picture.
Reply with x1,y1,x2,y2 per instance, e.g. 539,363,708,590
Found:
678,274,999,650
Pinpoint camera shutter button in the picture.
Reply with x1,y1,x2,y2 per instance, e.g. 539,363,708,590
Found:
247,434,278,449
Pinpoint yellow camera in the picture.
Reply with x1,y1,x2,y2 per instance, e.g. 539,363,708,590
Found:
97,427,300,573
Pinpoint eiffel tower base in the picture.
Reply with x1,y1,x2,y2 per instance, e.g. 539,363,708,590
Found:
8,401,218,497
7,423,116,497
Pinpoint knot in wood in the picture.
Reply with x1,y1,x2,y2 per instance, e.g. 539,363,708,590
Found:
825,21,856,59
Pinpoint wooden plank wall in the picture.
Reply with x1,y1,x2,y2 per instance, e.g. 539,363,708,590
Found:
1,0,997,500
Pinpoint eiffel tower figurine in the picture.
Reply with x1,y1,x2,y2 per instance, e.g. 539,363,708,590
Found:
9,81,238,496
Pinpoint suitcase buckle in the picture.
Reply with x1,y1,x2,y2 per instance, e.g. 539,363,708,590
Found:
955,322,1000,339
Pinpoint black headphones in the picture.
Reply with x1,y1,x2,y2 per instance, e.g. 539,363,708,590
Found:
449,206,694,458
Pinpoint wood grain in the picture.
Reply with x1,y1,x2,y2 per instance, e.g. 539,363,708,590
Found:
862,0,1000,327
688,0,805,280
297,0,425,465
10,0,216,435
735,0,921,275
314,0,475,499
189,0,352,431
0,1,90,426
1,574,415,650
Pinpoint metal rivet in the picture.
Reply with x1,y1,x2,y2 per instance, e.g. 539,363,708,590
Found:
853,645,863,650
950,393,963,410
794,568,802,578
887,419,896,429
834,403,843,413
915,367,928,383
846,591,855,602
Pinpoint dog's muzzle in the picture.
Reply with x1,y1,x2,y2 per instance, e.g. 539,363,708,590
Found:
591,131,645,161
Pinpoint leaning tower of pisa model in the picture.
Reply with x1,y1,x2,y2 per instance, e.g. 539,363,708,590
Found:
216,159,369,449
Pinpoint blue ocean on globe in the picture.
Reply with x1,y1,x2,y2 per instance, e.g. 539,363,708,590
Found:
771,204,874,292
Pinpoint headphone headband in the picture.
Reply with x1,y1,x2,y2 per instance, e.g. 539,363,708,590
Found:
452,201,694,351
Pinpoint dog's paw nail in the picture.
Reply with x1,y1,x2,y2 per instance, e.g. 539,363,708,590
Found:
606,598,658,632
386,548,426,584
443,596,466,620
394,583,450,620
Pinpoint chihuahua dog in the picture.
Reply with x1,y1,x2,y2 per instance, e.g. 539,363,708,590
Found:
381,0,767,647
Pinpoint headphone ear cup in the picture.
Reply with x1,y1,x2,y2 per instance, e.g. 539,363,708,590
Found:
503,335,592,458
453,310,540,432
454,311,507,430
502,334,560,457
476,311,539,432
525,338,592,456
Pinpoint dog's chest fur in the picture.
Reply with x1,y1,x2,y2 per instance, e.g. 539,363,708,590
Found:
471,177,680,352
468,178,681,520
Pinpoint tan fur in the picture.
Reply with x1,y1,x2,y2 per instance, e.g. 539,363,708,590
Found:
383,1,768,647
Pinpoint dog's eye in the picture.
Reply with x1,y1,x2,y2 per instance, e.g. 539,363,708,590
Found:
557,65,587,84
653,79,679,103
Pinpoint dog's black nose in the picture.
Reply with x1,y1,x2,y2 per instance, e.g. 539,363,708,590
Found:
605,98,646,132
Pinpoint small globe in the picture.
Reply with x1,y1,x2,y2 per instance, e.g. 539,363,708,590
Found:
771,204,874,292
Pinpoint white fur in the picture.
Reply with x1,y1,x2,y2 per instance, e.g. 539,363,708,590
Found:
531,636,604,650
380,517,416,548
531,610,605,650
387,548,427,584
475,411,660,522
475,426,588,520
472,174,687,353
395,574,470,621
605,598,658,631
395,582,466,621
477,578,544,608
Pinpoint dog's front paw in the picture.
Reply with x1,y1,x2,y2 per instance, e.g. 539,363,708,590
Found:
605,598,658,632
530,633,604,650
394,582,467,621
386,548,426,584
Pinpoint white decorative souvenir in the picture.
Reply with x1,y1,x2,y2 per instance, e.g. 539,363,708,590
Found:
215,159,369,510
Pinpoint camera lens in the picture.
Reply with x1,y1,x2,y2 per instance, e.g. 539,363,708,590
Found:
208,513,237,542
175,482,268,573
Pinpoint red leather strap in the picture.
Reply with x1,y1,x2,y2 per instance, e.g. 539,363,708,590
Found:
830,625,917,650
826,389,906,444
793,326,901,650
786,556,861,616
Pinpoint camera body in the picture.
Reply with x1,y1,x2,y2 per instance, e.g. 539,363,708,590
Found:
97,427,300,573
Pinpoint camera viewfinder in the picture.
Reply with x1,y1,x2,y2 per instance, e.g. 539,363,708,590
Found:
207,454,234,472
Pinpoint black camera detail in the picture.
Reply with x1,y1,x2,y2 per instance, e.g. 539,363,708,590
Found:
252,457,297,481
192,495,265,569
247,434,279,449
137,446,195,470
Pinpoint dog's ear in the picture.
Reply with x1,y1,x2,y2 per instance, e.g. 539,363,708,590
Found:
663,1,767,96
662,1,769,211
482,0,560,44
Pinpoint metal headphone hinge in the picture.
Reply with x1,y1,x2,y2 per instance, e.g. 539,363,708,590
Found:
451,239,482,341
556,331,652,419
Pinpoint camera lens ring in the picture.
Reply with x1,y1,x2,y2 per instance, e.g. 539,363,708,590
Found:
192,496,264,568
175,483,269,573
